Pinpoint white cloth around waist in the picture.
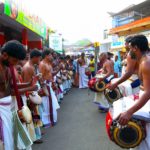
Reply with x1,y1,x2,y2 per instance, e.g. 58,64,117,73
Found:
112,97,150,122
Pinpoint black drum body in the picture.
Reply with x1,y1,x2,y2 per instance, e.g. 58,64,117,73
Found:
109,119,146,149
104,88,122,104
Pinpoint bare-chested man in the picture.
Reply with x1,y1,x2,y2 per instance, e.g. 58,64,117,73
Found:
0,40,26,150
39,50,60,127
93,52,115,112
98,52,114,83
22,49,43,144
78,52,89,88
108,36,140,91
116,35,150,150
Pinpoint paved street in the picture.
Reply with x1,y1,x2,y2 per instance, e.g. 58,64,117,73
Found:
33,88,124,150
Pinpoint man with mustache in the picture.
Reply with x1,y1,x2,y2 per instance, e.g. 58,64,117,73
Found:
116,35,150,150
0,40,26,150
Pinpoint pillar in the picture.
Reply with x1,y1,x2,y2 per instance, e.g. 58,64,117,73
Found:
22,28,28,50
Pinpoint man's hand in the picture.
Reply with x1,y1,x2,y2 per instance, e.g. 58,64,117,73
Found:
32,73,42,83
107,82,118,90
32,84,39,91
116,111,132,126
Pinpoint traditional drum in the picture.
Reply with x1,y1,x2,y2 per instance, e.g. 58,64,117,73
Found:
106,97,150,149
85,67,91,76
94,74,106,92
94,80,106,92
88,77,97,92
18,106,32,124
28,91,42,105
104,88,122,104
69,71,73,76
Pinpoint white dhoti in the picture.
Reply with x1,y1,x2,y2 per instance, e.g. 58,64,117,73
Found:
50,84,60,122
59,84,64,99
94,92,109,110
62,80,67,93
41,96,51,127
79,65,89,89
13,111,33,150
41,82,60,127
130,91,150,150
111,74,140,97
93,75,114,110
0,96,14,150
112,94,150,150
131,123,150,150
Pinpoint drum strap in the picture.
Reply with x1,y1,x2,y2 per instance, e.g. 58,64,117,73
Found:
9,65,22,110
46,82,54,126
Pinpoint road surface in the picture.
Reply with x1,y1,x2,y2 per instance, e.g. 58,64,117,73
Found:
33,88,125,150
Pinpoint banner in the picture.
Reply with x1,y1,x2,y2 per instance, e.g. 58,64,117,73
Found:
4,0,47,39
49,34,63,54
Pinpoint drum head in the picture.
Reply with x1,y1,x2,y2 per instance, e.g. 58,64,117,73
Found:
69,71,73,76
29,92,42,105
105,88,121,104
95,81,106,92
112,121,145,148
21,106,32,124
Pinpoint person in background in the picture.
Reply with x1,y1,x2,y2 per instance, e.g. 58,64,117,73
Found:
73,56,79,87
89,55,95,79
114,55,121,77
78,52,89,89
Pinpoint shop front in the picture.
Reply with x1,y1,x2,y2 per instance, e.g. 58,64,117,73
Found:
0,0,48,50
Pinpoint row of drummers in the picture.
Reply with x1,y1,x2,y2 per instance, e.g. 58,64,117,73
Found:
9,50,74,150
88,68,150,149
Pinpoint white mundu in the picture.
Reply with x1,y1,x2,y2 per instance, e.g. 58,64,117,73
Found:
113,95,150,150
111,74,140,97
0,96,14,150
79,65,89,89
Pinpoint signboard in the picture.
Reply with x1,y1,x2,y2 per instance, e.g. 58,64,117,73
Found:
49,34,63,54
4,0,47,39
111,36,125,49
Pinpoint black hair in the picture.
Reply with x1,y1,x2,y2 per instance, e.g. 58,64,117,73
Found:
125,36,133,43
59,56,65,60
107,52,114,56
42,50,51,59
130,35,149,53
1,40,26,60
30,49,41,59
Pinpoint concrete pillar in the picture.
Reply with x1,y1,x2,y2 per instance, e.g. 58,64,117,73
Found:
22,28,28,50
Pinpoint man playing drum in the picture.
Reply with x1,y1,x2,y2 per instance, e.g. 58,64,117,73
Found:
116,35,150,150
108,36,140,97
94,52,114,111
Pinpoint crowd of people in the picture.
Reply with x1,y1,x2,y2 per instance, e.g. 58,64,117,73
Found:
1,34,150,150
87,34,150,150
0,40,74,150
